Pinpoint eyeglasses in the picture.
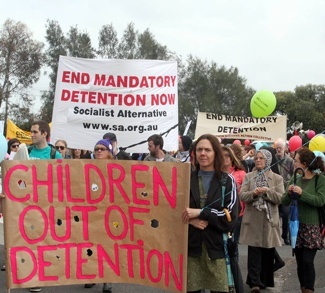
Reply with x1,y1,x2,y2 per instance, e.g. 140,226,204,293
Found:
11,144,20,148
94,147,108,152
55,146,65,150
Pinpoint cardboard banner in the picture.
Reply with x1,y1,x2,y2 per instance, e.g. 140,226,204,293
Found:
6,119,32,145
51,56,178,153
2,159,190,292
195,112,287,142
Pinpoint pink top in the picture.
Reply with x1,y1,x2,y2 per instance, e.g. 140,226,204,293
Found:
229,166,246,217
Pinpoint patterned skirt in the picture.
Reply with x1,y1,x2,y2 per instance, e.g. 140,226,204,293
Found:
187,245,229,292
296,223,324,250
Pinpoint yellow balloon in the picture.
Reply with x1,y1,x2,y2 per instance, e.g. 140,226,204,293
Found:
309,135,325,152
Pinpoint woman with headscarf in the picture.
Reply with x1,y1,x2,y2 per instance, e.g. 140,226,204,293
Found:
239,149,284,293
259,146,286,271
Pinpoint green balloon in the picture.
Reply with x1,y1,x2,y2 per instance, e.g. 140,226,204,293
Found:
250,90,277,118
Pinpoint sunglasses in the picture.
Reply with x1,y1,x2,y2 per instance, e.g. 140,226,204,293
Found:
11,144,20,148
55,146,65,150
94,147,108,152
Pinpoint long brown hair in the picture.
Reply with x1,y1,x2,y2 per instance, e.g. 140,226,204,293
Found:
296,147,325,173
222,145,245,171
194,134,224,178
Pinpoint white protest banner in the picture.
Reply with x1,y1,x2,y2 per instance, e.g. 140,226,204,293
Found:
51,56,178,153
195,112,287,142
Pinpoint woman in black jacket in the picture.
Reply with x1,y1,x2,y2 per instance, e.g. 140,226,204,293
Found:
182,134,239,293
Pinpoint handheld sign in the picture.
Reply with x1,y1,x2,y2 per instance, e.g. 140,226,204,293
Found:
2,159,190,292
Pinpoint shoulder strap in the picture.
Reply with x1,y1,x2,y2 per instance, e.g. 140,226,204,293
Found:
221,172,232,223
50,146,57,159
46,143,57,159
277,158,291,174
27,145,56,159
220,172,227,207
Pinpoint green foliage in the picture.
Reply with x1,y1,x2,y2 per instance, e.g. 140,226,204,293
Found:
2,19,324,139
117,23,138,59
137,29,168,60
8,92,39,130
66,26,96,58
43,21,175,122
0,19,44,112
42,20,96,121
40,90,55,124
178,55,253,137
98,24,118,58
275,85,325,134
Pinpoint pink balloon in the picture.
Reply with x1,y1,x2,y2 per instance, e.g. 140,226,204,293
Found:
244,139,251,146
288,135,302,152
307,130,316,139
233,140,241,145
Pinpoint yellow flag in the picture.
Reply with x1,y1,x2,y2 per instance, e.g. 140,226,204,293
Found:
6,119,32,145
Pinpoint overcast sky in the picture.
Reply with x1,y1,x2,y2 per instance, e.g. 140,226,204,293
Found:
3,0,325,100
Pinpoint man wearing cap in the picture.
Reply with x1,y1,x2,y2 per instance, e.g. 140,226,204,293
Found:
144,134,177,162
103,132,132,160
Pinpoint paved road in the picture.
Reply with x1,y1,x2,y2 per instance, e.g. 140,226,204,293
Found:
0,243,324,293
0,217,324,292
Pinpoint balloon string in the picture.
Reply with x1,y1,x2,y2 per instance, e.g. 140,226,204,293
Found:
288,130,325,155
204,131,325,210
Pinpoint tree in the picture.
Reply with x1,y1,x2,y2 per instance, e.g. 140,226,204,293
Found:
41,20,95,122
98,22,173,61
8,92,39,130
66,26,96,58
40,20,67,122
275,85,325,134
98,24,119,58
178,55,253,137
117,23,138,59
41,20,259,138
0,19,44,133
137,29,169,60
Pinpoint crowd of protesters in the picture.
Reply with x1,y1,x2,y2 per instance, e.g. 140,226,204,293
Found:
1,120,325,293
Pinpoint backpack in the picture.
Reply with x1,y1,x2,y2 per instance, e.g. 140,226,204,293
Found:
28,144,57,159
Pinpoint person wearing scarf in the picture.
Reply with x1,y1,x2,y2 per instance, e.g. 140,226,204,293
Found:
239,149,284,293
